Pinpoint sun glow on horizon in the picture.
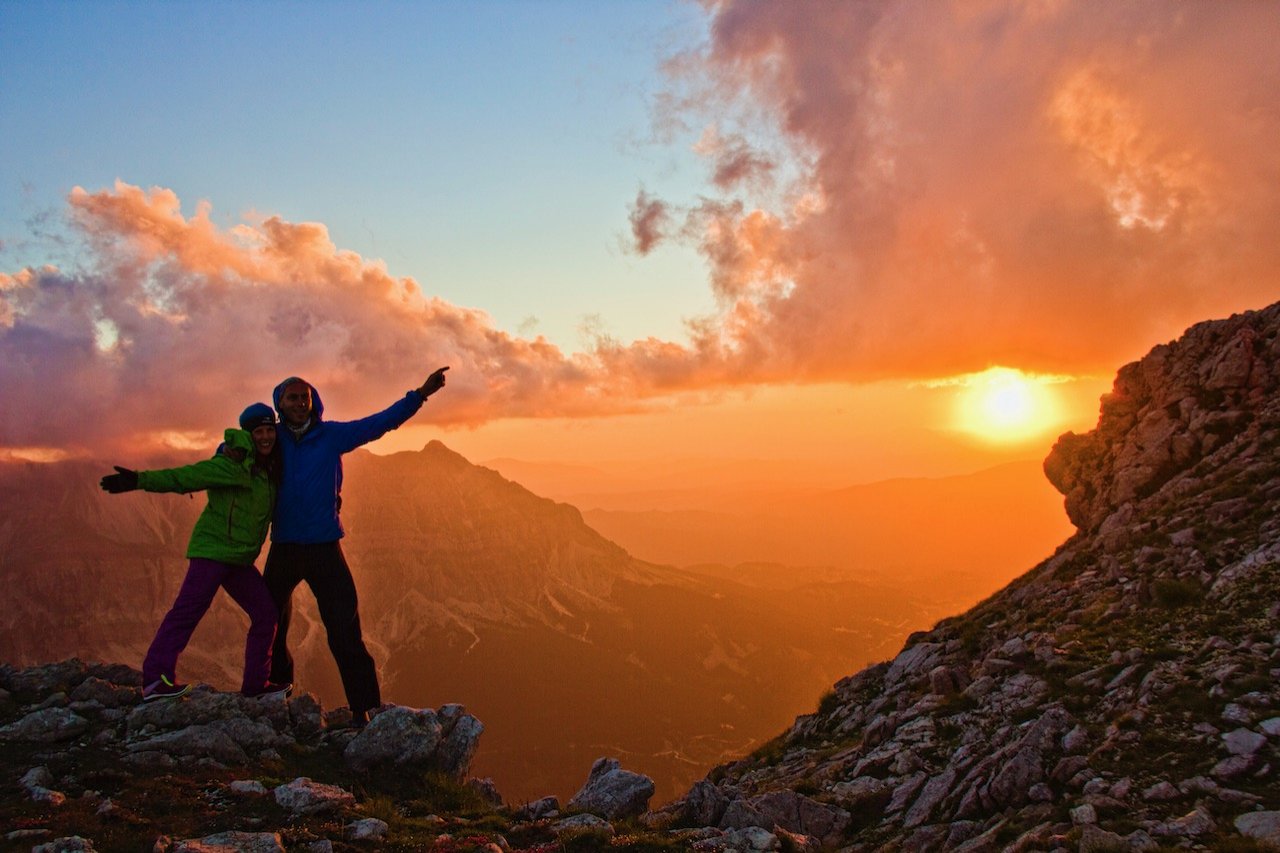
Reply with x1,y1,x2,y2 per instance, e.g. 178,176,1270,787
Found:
944,367,1068,445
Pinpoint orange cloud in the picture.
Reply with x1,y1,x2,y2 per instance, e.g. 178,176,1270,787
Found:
2,182,703,458
6,4,1280,458
634,0,1280,379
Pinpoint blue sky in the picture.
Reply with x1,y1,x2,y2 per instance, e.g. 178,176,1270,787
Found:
1,0,713,350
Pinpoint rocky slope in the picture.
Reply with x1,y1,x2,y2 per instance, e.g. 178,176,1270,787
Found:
1,657,865,852
646,302,1280,850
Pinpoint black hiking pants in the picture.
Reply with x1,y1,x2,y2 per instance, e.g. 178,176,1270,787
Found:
263,541,380,714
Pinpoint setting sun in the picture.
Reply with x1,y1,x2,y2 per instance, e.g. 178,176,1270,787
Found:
951,368,1065,444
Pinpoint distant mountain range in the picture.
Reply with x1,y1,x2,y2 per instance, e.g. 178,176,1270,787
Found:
0,442,1012,802
576,459,1073,613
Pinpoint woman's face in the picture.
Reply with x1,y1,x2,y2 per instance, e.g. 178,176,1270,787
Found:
251,425,277,457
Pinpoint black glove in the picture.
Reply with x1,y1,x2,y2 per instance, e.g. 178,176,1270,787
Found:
100,466,139,494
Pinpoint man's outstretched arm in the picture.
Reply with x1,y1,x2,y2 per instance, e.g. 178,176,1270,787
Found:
331,366,451,453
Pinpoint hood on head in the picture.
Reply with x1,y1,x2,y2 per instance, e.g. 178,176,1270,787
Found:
218,428,256,461
272,376,324,422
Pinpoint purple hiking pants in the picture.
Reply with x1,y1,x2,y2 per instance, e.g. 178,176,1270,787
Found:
142,557,278,694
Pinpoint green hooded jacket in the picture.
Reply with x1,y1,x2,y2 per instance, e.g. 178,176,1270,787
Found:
136,429,277,565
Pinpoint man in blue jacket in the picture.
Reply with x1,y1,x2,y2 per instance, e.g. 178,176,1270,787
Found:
265,367,448,726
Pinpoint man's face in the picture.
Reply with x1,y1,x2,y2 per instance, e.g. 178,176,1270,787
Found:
279,382,313,426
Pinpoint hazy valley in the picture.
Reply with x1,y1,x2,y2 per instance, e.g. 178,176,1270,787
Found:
0,443,1064,805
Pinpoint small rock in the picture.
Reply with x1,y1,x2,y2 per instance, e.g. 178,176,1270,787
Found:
1224,728,1268,755
1212,753,1262,781
172,831,284,852
552,813,614,836
1152,805,1215,838
345,818,389,841
1071,803,1098,825
1223,703,1254,725
228,780,269,796
1142,781,1181,801
1236,811,1280,845
514,796,560,821
1062,725,1090,754
273,777,355,815
33,837,96,852
6,829,51,841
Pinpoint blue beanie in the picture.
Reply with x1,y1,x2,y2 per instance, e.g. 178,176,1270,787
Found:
239,402,276,432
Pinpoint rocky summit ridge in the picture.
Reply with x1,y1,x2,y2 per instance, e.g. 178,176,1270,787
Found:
4,302,1280,852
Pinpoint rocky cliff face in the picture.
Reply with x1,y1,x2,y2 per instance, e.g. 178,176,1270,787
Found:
652,303,1280,850
1044,304,1277,536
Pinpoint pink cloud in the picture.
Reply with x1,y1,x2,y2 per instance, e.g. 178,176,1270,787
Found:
645,0,1280,379
1,182,702,458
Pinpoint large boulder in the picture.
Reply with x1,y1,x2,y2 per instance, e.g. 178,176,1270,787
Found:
719,790,851,846
568,757,655,819
342,704,484,779
0,707,90,743
344,706,443,772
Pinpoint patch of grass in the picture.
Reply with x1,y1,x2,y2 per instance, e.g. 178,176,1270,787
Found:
1164,682,1218,717
935,692,978,717
609,832,694,852
385,771,495,818
1151,577,1202,609
557,826,617,851
746,734,787,767
793,779,819,797
936,720,964,746
359,793,400,823
1229,673,1273,694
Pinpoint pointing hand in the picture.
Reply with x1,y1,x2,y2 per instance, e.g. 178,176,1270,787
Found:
418,366,450,400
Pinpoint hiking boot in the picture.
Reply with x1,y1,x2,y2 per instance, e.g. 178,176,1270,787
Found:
142,675,190,702
243,682,293,699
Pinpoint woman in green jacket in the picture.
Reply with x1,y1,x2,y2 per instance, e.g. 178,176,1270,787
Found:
101,403,290,701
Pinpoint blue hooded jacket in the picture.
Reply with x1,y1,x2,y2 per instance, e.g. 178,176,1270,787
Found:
271,377,424,544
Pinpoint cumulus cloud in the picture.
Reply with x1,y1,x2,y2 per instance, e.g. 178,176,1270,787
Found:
0,182,718,458
640,0,1280,379
7,3,1280,458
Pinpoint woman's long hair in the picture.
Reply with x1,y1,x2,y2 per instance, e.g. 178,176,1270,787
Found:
251,435,283,486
